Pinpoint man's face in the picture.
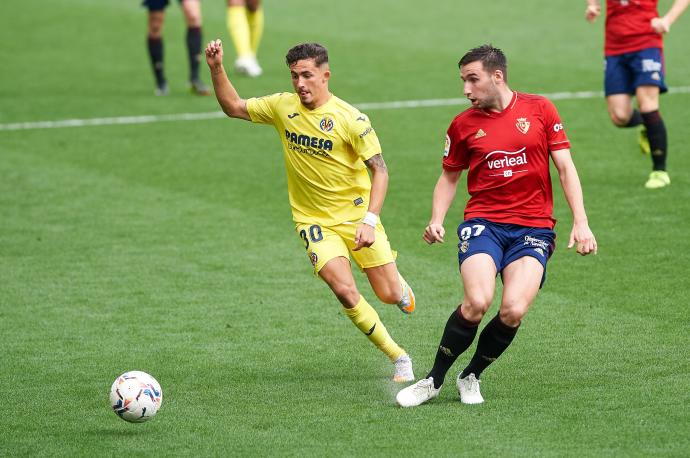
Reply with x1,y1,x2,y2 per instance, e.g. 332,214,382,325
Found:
289,58,330,109
460,61,502,110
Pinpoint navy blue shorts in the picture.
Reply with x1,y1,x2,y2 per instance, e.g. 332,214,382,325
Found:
142,0,184,11
604,47,667,96
457,218,556,287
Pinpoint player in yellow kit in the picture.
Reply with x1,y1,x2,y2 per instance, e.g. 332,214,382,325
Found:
205,40,415,382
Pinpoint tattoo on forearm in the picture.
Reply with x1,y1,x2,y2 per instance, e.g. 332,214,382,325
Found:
364,154,387,172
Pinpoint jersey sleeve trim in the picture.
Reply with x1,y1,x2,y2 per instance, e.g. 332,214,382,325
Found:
442,162,466,171
359,147,383,162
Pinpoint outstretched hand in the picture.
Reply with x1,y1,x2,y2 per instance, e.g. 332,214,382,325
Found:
205,39,224,68
568,220,597,256
585,4,600,23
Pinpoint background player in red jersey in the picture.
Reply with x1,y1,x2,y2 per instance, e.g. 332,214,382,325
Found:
585,0,690,189
396,45,597,407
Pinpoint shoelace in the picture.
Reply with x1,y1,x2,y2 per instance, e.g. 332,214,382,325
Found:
465,376,480,393
412,379,434,395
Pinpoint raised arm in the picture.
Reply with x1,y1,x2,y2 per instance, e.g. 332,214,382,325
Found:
651,0,690,33
205,39,251,121
551,149,597,256
423,168,462,245
585,0,601,23
354,153,389,251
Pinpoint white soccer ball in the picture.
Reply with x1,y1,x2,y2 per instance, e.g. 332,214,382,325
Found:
109,371,163,423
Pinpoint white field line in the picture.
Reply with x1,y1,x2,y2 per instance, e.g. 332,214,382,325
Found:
1,86,689,132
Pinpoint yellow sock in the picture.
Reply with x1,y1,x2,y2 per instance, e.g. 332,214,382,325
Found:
246,6,264,56
227,6,252,58
343,296,406,362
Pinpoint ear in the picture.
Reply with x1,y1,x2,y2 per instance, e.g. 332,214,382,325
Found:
322,69,331,82
493,69,505,84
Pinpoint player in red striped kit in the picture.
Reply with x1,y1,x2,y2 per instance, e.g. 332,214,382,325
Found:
396,45,597,407
585,0,690,189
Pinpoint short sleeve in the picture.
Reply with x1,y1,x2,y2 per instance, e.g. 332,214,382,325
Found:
542,99,570,152
442,119,469,170
246,93,284,125
347,112,381,161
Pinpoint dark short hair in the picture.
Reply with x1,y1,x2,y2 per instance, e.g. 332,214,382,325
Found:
285,43,329,67
458,44,508,82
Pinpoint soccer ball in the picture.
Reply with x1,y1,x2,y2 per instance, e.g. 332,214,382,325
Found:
109,371,163,423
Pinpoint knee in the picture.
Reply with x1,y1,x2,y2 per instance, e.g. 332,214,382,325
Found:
608,107,631,127
184,9,202,27
148,18,164,38
461,295,492,322
332,283,360,308
499,299,528,327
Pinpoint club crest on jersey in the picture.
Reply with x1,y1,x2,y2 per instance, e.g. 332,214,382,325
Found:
319,117,334,132
515,117,530,134
460,240,469,253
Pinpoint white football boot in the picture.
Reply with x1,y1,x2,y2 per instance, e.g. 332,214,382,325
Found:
234,55,263,77
396,377,441,407
456,373,484,404
393,354,415,382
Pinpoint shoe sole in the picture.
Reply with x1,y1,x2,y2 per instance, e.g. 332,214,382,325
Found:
396,392,439,407
645,182,670,189
457,387,484,404
459,397,484,404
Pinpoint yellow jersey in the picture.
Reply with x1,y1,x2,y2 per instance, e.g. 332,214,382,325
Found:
246,92,381,226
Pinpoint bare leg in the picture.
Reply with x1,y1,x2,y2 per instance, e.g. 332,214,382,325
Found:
460,256,543,379
606,93,635,126
364,262,401,304
319,257,407,363
318,256,360,308
425,253,496,387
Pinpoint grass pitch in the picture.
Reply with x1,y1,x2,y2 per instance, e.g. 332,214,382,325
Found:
1,1,689,456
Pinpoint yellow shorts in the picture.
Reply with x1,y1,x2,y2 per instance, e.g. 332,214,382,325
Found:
295,220,397,274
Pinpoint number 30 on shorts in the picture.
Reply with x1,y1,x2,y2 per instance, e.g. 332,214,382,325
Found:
299,225,323,249
459,224,485,241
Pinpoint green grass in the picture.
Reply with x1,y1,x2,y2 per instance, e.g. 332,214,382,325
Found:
1,0,689,456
